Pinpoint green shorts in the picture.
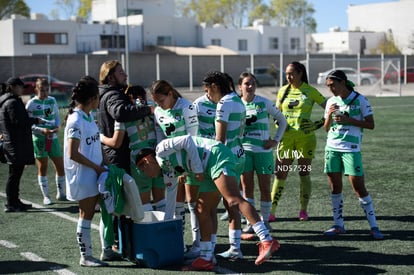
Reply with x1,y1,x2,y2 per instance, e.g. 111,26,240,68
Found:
33,136,63,158
276,130,316,160
243,150,274,175
197,143,239,193
324,150,364,176
130,164,165,193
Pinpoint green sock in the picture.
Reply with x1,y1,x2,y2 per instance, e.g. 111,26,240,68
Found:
270,178,285,214
300,175,312,211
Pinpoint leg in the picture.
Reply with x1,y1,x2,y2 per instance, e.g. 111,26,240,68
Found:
5,164,25,209
185,183,201,255
257,173,272,228
298,158,312,220
50,156,66,200
323,172,346,235
270,158,292,217
36,157,52,204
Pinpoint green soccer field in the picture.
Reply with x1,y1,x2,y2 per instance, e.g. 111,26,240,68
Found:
1,96,413,274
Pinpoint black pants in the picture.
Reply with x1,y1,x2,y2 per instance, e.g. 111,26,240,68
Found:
5,164,25,206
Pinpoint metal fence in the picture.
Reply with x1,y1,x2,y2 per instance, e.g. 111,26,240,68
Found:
1,52,412,92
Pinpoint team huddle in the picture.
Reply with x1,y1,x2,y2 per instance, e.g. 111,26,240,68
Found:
0,60,383,271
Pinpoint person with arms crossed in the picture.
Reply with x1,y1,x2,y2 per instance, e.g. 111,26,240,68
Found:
135,135,280,271
270,61,326,222
26,78,66,205
322,70,383,240
238,72,287,237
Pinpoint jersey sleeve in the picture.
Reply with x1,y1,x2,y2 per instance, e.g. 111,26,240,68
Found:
266,98,287,142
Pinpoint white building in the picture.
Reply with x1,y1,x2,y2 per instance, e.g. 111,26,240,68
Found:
308,0,414,55
0,0,305,56
348,0,414,54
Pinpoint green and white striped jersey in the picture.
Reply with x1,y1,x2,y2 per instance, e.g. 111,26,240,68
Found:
216,92,246,157
324,91,373,152
154,97,199,142
193,94,217,139
242,95,287,152
26,96,60,138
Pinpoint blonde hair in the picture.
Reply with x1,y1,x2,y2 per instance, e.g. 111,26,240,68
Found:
99,60,121,85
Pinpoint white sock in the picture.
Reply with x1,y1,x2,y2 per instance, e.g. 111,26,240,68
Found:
331,193,344,228
211,234,217,253
99,218,112,250
154,198,166,212
229,229,241,251
260,200,272,222
199,241,213,261
359,194,378,228
252,221,272,241
77,218,92,257
38,176,49,198
188,201,200,248
56,175,66,196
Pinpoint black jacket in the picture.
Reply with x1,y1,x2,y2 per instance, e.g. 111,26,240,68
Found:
97,85,151,172
0,92,36,165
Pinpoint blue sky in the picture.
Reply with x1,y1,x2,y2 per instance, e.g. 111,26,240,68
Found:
25,0,395,33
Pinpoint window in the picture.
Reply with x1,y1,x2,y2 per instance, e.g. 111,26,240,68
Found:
23,32,68,45
269,37,279,50
157,36,172,46
290,37,300,50
211,39,221,46
238,39,248,51
100,35,125,49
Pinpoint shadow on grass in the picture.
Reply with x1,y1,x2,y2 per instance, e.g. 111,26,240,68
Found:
213,241,411,274
0,260,69,274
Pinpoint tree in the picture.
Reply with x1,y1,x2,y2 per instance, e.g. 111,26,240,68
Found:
49,0,92,20
181,0,316,33
0,0,30,20
182,0,261,28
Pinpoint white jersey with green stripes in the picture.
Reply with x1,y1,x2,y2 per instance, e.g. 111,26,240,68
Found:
324,91,373,152
193,94,217,139
242,95,285,152
26,95,60,138
154,97,199,142
114,115,157,161
216,92,246,157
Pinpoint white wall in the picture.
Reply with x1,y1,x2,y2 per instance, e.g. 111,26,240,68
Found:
348,0,414,54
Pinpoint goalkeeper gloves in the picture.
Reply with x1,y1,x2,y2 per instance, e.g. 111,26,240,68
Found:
300,118,325,133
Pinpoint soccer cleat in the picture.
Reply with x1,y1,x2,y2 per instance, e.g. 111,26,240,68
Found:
370,227,384,240
323,225,346,236
189,257,214,271
80,256,109,267
100,247,122,261
43,197,52,205
299,210,308,221
219,211,229,221
216,248,243,260
255,238,280,265
268,214,276,222
184,245,201,259
242,224,254,234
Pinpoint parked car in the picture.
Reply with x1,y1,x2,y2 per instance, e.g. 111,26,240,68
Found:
20,74,74,96
317,67,378,85
360,66,400,84
246,67,286,87
383,67,414,84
